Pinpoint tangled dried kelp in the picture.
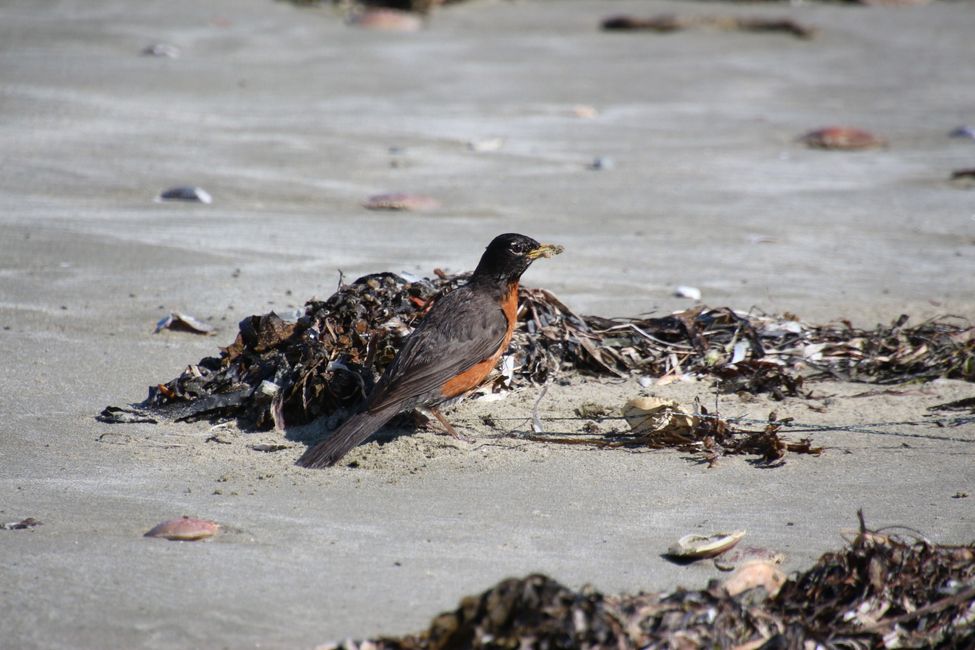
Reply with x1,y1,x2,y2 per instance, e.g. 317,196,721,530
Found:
134,271,974,432
326,517,975,649
529,404,822,467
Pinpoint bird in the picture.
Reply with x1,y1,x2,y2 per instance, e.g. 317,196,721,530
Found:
296,233,563,469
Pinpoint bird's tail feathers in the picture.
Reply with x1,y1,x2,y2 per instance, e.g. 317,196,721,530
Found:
295,406,398,469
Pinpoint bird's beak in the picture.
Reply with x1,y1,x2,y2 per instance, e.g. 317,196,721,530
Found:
527,243,564,260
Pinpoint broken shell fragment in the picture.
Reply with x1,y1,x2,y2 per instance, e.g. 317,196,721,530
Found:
363,193,441,212
623,397,698,438
144,516,219,541
714,545,785,571
141,43,181,58
798,127,886,150
723,560,786,597
158,186,212,204
667,530,746,560
154,312,214,335
349,9,422,32
467,138,504,152
674,285,701,300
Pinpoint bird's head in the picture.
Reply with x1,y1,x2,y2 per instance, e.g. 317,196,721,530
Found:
472,233,563,283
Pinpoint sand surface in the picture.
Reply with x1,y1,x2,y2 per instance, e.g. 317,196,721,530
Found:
1,0,974,648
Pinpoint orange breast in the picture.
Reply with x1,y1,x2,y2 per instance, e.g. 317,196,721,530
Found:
439,281,518,399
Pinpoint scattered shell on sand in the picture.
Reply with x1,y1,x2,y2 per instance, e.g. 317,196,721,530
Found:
467,138,504,152
144,516,220,541
349,9,422,32
667,530,746,560
723,560,787,597
154,312,214,335
949,168,975,187
673,285,701,300
158,186,212,204
141,43,181,58
798,127,886,150
571,104,599,119
363,192,441,211
714,545,786,571
623,397,698,438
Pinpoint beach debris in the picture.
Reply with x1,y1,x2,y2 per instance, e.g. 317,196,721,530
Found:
335,514,975,649
623,397,697,440
666,530,746,561
141,43,181,58
466,138,504,152
96,405,158,424
1,517,42,531
928,396,975,413
588,156,614,171
119,270,973,442
714,546,785,572
571,104,599,119
533,403,820,466
154,312,215,335
798,126,886,150
601,14,815,39
363,192,441,211
949,168,975,187
144,516,219,541
348,8,423,32
949,125,975,140
158,186,212,204
249,442,289,452
673,285,701,300
723,559,787,598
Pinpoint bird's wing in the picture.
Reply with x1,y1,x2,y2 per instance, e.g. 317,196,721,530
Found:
366,286,509,412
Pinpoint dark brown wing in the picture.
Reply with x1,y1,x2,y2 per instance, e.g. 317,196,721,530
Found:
366,284,508,412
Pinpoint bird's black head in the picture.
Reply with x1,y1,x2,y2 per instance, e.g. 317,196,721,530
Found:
471,233,564,284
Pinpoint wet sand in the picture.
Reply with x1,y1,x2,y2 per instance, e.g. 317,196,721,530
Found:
1,0,974,648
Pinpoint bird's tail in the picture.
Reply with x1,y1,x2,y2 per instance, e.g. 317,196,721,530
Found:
295,406,399,469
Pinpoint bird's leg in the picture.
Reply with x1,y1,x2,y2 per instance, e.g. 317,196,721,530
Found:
429,407,473,443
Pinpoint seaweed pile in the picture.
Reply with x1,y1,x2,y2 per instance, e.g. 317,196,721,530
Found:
329,518,975,649
134,271,974,432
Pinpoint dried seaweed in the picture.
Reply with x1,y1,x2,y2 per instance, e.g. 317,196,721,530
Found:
327,516,975,649
528,405,822,466
601,14,816,39
132,271,974,433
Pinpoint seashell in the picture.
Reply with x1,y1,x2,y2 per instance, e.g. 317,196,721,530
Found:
722,560,786,597
949,126,975,140
349,9,422,32
673,285,701,300
154,312,214,335
158,186,212,204
571,105,599,119
467,138,504,153
623,397,698,437
363,192,441,212
145,516,219,541
141,43,181,58
949,168,975,187
714,545,785,571
667,530,746,560
798,127,886,150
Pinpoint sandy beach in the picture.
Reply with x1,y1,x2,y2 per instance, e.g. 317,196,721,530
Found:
1,0,974,648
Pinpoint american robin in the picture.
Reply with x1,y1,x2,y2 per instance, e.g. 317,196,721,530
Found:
296,233,563,468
